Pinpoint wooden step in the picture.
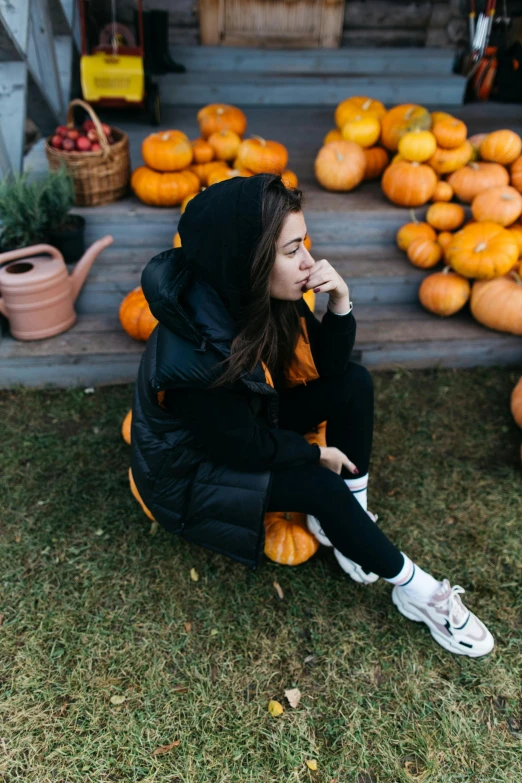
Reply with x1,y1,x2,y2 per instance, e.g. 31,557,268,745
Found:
2,305,521,388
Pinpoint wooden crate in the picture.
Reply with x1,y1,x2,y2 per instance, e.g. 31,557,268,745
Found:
199,0,345,48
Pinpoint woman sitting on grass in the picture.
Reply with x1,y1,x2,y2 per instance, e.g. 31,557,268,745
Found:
131,173,494,659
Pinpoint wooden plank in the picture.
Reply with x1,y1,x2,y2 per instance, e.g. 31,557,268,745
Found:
0,62,27,173
199,0,222,46
0,0,29,53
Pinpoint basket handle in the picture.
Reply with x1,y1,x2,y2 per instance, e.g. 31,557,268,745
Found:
67,99,112,159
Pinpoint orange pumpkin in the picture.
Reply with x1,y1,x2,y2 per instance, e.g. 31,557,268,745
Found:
396,215,436,251
236,136,288,175
511,155,522,194
432,181,454,202
335,96,386,128
281,169,299,188
398,130,437,163
304,234,312,252
181,192,198,214
508,223,522,257
207,129,242,162
432,118,467,149
173,231,182,248
431,111,455,126
131,167,199,206
264,511,319,566
470,267,522,334
447,162,509,203
380,104,432,152
418,266,471,316
324,128,343,145
480,130,522,165
407,237,443,268
341,115,381,148
191,138,214,164
428,141,473,175
437,231,454,255
189,161,228,187
471,186,522,227
445,221,519,279
197,104,247,139
122,409,132,445
381,160,437,207
207,167,253,186
511,376,522,428
314,140,366,192
363,146,389,180
426,202,465,231
142,130,193,172
119,286,158,341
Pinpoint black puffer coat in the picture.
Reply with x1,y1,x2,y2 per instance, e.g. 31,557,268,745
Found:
130,175,356,570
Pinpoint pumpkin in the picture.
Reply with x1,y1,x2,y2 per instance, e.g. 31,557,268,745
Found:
173,231,182,248
304,235,312,251
341,115,381,148
119,286,158,341
191,138,214,164
426,202,465,232
468,133,488,161
264,511,319,566
437,231,454,254
281,169,299,188
129,467,155,521
428,141,473,175
335,96,386,128
398,130,437,163
511,156,522,193
207,129,242,162
432,119,467,149
189,161,228,187
237,136,288,175
122,409,132,445
447,162,509,203
480,130,522,165
407,237,443,269
314,140,366,192
181,192,198,214
381,160,437,207
471,185,522,227
396,213,436,251
432,180,454,202
363,146,389,180
431,111,455,126
470,267,522,334
380,104,432,152
142,131,193,172
324,128,343,145
418,266,471,316
207,167,253,186
391,153,405,164
197,103,247,139
131,167,199,206
511,376,522,428
508,223,522,257
445,221,519,279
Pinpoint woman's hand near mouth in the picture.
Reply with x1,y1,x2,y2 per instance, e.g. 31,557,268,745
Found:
301,258,350,311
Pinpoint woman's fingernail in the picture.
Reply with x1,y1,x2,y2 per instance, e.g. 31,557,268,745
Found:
353,468,359,474
313,287,320,293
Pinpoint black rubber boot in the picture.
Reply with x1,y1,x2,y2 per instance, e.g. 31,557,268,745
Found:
149,9,186,74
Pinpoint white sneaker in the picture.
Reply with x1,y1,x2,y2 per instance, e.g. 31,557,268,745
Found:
307,510,380,585
392,578,494,658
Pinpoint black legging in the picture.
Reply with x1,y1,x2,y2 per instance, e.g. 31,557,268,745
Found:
266,362,404,579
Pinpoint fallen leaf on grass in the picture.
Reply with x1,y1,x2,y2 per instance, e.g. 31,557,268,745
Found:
190,568,199,582
446,517,455,525
152,739,181,756
172,684,189,693
268,699,284,716
55,699,70,717
387,455,396,461
305,759,318,770
110,695,126,705
273,581,284,600
285,688,301,708
184,622,192,633
0,614,5,628
149,521,160,536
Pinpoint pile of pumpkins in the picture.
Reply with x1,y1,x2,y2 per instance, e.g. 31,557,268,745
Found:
131,103,296,208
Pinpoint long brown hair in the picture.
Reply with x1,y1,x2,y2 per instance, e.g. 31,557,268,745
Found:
211,175,304,388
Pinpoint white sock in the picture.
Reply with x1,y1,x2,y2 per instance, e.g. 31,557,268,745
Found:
345,472,368,512
384,553,441,601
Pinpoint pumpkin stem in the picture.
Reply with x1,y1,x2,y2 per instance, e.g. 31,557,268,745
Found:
475,242,487,252
409,208,418,224
510,270,522,284
442,265,452,275
362,99,371,111
217,107,224,115
469,162,479,170
253,135,267,146
336,151,344,163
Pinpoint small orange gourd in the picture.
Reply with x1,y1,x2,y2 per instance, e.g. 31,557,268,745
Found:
418,266,471,316
407,237,443,268
119,286,158,341
426,202,465,232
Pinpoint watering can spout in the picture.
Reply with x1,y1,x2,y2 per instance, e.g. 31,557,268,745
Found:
70,235,113,304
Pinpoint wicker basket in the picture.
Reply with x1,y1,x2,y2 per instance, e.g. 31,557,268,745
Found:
45,99,131,207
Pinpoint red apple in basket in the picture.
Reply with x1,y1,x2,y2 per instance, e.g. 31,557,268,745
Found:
76,136,92,152
56,125,69,137
86,129,99,142
67,129,80,141
51,135,63,149
62,138,75,152
91,143,101,152
100,123,111,137
83,120,95,132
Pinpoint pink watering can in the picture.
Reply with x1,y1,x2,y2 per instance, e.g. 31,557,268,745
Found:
0,235,113,340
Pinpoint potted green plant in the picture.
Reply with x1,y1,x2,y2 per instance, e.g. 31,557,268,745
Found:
0,167,85,263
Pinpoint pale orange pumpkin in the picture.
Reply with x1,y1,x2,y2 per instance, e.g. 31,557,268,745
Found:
445,221,519,279
428,141,473,175
191,138,214,164
432,181,454,202
264,511,319,566
335,96,386,128
508,223,522,257
398,130,437,163
173,231,182,248
380,104,432,152
131,167,200,206
324,128,343,145
431,111,455,126
470,267,522,334
511,156,522,193
189,161,228,187
511,376,522,428
407,237,443,268
207,129,242,162
341,115,381,148
314,140,366,192
437,231,454,255
122,409,132,445
236,136,288,175
426,202,465,232
363,146,389,180
142,131,193,172
471,186,522,227
447,162,509,203
119,286,158,341
396,214,436,251
381,160,437,207
197,104,247,139
480,130,522,166
418,266,471,316
207,167,253,186
281,169,299,188
432,119,467,149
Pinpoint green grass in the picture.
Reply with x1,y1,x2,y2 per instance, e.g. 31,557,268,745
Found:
1,367,521,783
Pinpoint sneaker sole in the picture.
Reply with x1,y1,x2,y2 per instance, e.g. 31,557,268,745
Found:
391,586,494,658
